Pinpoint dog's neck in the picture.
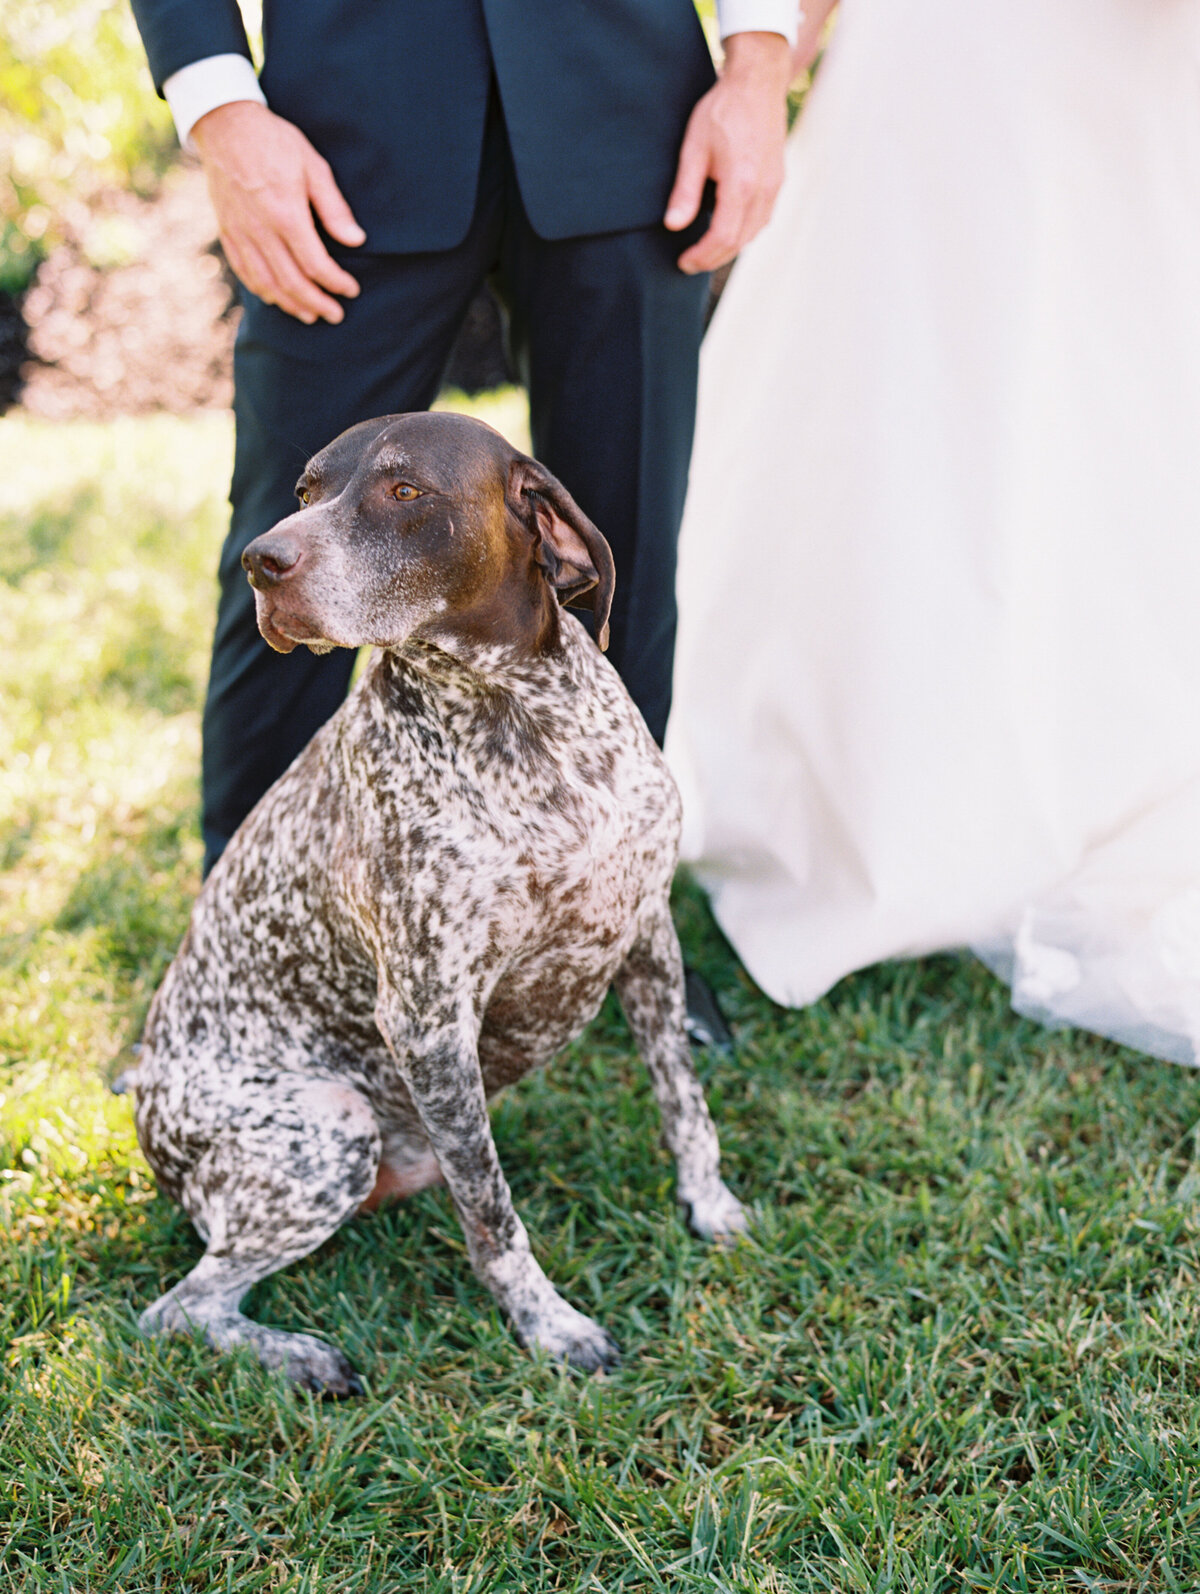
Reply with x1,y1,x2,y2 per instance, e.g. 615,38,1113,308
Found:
377,612,596,727
360,630,593,786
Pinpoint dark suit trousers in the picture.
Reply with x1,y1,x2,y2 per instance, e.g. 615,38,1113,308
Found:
203,102,709,870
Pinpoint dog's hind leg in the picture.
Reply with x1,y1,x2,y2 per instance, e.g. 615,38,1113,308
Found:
614,898,748,1242
138,1074,380,1395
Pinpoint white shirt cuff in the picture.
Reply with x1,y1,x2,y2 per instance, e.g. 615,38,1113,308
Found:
715,0,801,45
163,54,266,150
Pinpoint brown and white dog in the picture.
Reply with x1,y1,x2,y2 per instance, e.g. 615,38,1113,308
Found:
129,411,746,1394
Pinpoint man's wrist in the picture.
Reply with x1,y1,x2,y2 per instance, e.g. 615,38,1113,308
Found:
719,30,794,90
716,0,801,47
163,54,266,150
191,98,275,160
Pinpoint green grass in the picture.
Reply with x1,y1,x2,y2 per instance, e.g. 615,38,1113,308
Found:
3,405,1200,1593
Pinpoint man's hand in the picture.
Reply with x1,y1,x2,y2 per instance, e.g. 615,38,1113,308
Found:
664,31,792,275
192,101,366,324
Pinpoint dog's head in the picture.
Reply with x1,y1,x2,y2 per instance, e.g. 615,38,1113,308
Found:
242,412,615,658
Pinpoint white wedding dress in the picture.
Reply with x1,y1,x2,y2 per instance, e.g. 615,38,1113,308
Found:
668,0,1200,1064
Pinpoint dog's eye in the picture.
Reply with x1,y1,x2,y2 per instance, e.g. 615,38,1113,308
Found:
391,484,421,502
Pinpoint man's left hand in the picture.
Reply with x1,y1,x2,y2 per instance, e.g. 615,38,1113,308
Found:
665,31,793,275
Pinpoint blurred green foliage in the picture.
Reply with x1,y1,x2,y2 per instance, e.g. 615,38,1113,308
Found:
0,0,174,295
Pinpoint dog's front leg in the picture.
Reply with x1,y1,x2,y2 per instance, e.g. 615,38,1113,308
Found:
375,989,620,1372
614,897,749,1242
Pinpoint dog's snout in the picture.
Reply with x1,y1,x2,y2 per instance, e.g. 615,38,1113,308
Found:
243,537,303,591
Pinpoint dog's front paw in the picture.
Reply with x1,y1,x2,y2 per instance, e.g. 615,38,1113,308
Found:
685,1182,750,1245
515,1297,621,1373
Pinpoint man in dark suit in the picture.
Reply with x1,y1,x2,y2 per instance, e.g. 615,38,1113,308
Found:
130,0,797,874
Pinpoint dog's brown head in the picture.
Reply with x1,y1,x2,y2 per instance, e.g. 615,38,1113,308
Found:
242,411,615,658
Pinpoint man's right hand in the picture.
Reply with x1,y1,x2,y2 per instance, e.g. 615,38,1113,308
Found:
192,101,366,325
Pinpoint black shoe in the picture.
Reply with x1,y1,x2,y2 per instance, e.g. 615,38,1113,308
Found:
684,969,734,1052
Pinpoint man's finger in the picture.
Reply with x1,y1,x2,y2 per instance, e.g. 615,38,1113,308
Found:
261,235,346,323
222,231,271,304
248,247,314,321
306,153,367,250
290,222,362,300
274,244,347,323
677,185,749,274
664,116,711,232
227,233,287,312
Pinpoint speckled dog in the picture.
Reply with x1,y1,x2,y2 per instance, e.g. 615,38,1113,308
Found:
128,411,746,1394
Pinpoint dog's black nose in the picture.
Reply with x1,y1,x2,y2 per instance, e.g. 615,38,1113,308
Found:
243,537,302,591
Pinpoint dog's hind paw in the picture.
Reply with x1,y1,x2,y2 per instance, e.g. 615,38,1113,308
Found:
685,1182,750,1245
276,1333,365,1398
140,1291,365,1398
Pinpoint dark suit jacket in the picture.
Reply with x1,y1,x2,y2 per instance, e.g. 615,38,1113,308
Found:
131,0,716,250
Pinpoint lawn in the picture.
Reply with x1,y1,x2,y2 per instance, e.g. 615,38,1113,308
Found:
3,402,1200,1593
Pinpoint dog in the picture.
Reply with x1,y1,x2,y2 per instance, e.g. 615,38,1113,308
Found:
126,410,746,1394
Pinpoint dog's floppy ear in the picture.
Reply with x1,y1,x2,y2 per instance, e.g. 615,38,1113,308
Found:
507,456,615,652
